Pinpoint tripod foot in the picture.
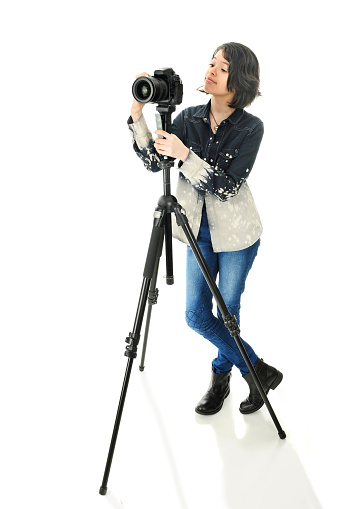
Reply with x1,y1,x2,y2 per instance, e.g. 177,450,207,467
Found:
99,486,107,496
279,430,287,439
139,366,145,372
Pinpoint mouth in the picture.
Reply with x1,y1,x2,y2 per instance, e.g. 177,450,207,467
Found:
205,77,216,84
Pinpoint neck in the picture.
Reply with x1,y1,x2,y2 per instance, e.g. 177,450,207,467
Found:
210,96,235,118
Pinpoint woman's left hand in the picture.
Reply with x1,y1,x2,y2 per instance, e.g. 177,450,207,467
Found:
154,130,190,162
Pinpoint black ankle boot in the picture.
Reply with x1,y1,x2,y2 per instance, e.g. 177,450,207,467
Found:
239,358,283,415
195,369,232,415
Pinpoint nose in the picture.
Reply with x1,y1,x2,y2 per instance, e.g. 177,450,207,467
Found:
208,67,216,78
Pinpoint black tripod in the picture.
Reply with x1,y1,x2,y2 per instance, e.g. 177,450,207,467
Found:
99,105,286,496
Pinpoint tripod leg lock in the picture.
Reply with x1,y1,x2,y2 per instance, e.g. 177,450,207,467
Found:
148,288,159,305
124,332,140,359
173,203,188,227
223,314,240,337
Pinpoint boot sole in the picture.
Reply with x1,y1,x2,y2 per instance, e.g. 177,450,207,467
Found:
239,371,283,415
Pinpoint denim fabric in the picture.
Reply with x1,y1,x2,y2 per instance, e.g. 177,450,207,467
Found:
128,101,263,252
186,204,260,375
172,100,264,201
128,99,264,196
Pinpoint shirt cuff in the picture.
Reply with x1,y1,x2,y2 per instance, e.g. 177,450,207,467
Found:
128,114,153,150
179,150,210,184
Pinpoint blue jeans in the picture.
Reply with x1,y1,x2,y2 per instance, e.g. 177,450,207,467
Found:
185,205,260,375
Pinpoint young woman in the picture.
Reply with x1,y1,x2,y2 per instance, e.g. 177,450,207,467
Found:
128,42,283,416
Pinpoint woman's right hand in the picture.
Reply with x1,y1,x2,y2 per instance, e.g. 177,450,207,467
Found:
131,72,149,122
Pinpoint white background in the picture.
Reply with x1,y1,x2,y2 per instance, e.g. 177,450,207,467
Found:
1,1,338,508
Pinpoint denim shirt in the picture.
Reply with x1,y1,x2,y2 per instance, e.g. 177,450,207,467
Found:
128,99,263,252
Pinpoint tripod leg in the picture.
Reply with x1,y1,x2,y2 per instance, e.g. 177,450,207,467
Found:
139,207,173,370
164,211,174,285
173,205,286,440
139,251,161,371
99,357,134,495
99,218,165,496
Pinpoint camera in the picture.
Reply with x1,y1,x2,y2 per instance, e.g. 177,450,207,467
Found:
132,68,183,106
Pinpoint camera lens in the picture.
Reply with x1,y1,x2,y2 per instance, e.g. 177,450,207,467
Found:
140,85,150,98
132,76,168,104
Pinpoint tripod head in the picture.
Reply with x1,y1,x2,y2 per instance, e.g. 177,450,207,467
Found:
156,103,176,133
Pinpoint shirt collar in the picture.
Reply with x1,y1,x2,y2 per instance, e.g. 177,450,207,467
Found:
193,99,243,125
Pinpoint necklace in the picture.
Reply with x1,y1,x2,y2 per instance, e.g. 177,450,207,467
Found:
210,109,220,131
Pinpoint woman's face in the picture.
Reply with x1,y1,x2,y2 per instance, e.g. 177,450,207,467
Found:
204,49,234,102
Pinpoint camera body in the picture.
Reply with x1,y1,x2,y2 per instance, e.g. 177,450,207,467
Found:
132,68,183,106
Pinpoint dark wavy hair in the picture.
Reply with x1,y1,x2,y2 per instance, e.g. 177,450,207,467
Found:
200,42,261,109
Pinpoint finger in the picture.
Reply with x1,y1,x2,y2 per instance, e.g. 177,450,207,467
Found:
154,136,167,144
155,142,168,153
135,72,150,78
154,129,169,138
155,146,167,154
154,143,167,153
154,139,168,151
